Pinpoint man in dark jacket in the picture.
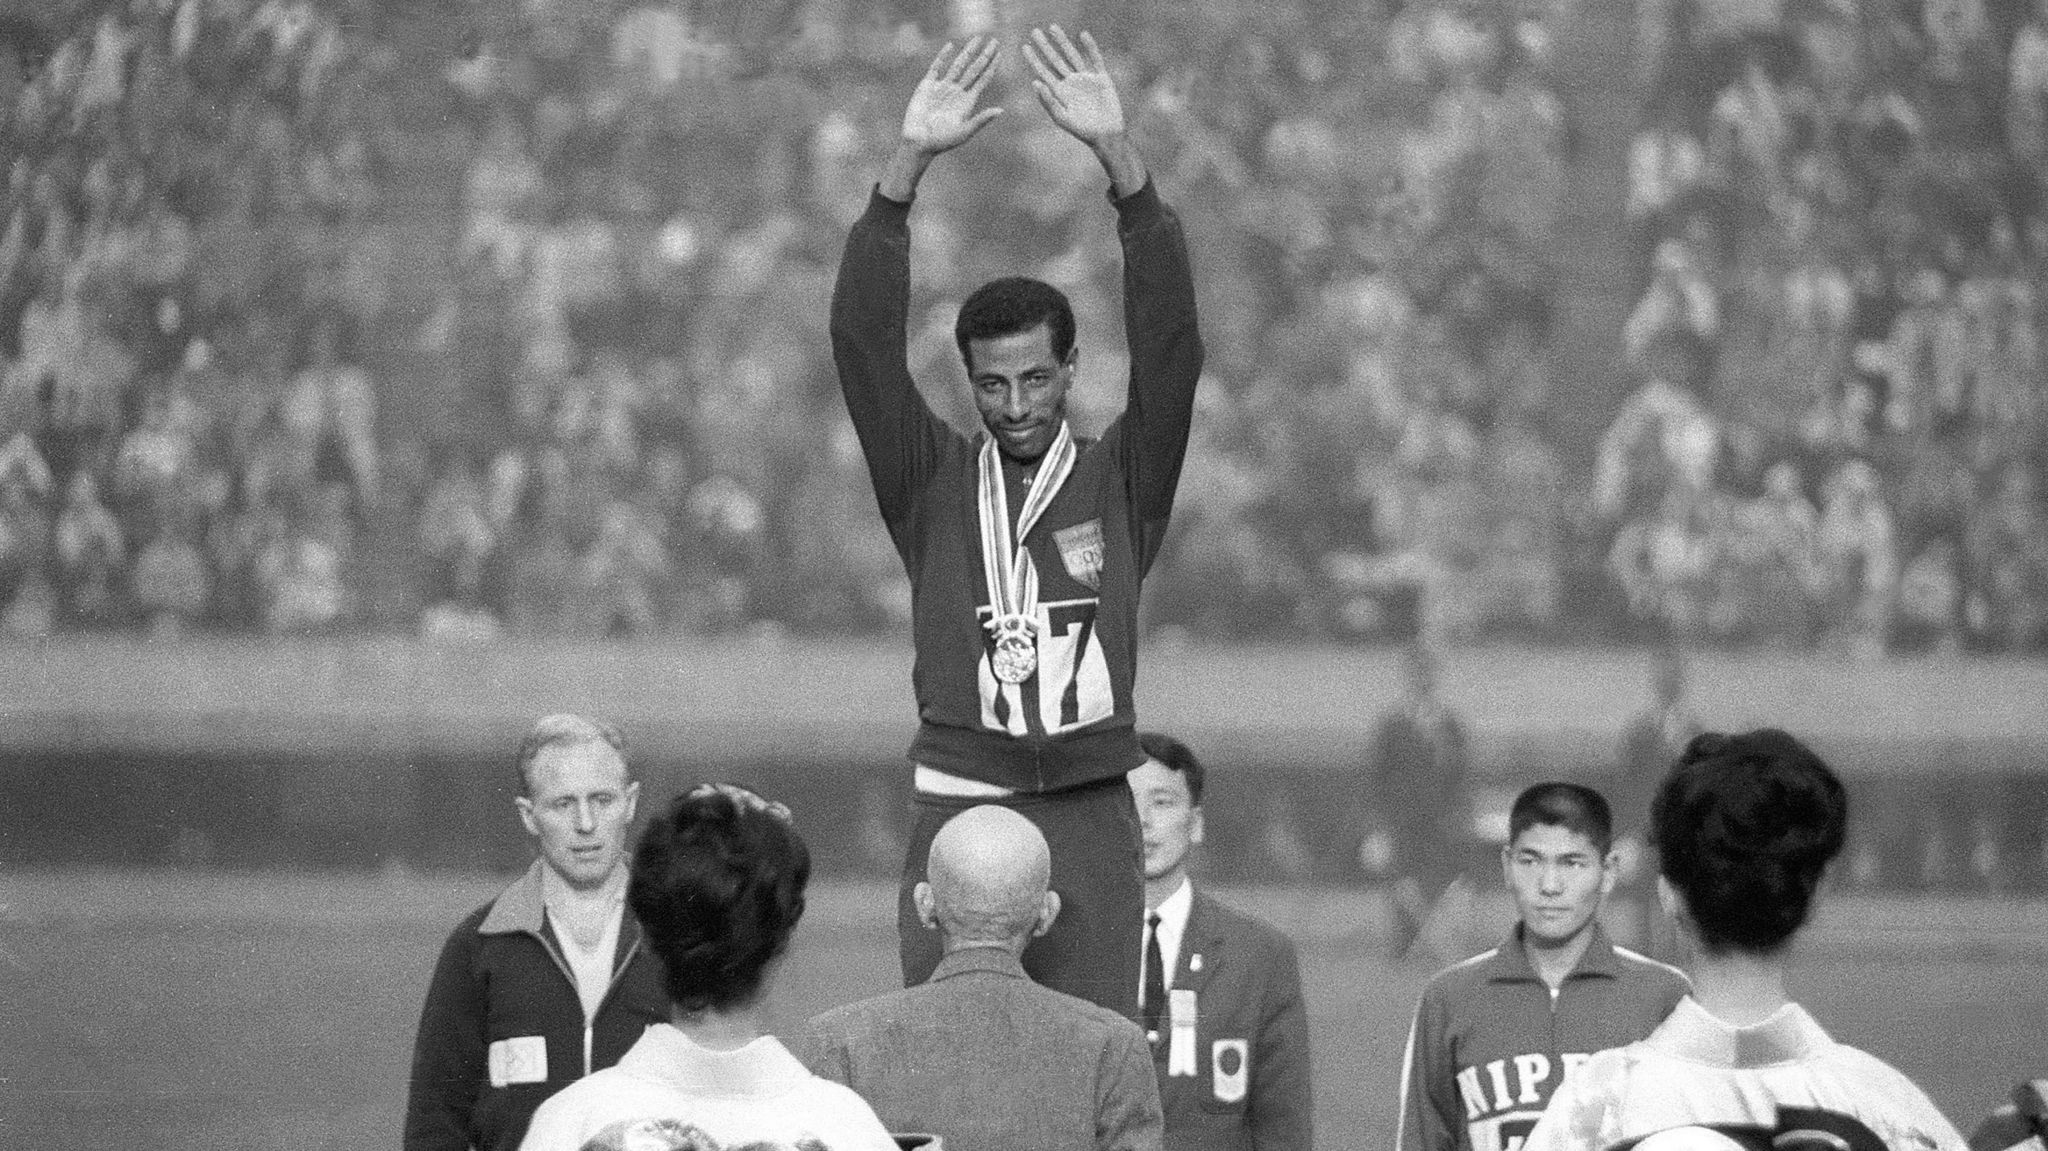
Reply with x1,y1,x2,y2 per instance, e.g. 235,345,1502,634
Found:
833,26,1202,1018
1131,732,1313,1151
1361,642,1471,960
403,714,669,1151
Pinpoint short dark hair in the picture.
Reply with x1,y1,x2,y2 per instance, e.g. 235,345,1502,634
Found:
955,277,1075,371
1508,782,1613,855
1137,731,1205,804
1651,728,1847,957
629,783,810,1014
514,713,627,795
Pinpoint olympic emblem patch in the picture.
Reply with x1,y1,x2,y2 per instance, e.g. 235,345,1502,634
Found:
1054,519,1105,589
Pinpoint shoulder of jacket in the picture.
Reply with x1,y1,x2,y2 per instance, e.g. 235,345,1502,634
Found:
1418,946,1510,1003
1607,943,1691,988
1196,891,1298,952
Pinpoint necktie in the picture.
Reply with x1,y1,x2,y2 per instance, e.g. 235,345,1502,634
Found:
1143,911,1166,1042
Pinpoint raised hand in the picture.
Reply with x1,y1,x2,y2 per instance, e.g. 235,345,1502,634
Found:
900,37,1003,156
1022,26,1124,145
1022,26,1147,197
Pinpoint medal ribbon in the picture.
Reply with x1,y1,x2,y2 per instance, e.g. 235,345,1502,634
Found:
977,421,1078,657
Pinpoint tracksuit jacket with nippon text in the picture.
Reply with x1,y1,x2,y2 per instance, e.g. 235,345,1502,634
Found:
1398,922,1690,1151
830,178,1202,793
404,860,671,1151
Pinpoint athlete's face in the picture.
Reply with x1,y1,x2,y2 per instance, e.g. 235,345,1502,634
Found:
517,741,639,891
1129,758,1204,883
1501,822,1615,948
967,323,1073,463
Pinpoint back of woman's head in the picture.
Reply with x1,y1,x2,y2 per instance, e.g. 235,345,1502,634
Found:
1651,728,1848,956
630,783,809,1015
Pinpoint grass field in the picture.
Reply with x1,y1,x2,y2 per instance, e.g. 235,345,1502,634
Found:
2,869,2043,1150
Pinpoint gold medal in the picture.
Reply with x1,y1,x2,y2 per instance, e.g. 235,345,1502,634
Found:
990,616,1038,683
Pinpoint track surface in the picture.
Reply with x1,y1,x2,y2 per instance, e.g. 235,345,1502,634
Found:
0,870,2039,1149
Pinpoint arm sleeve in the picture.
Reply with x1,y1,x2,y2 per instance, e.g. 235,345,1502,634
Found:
403,924,488,1151
1396,986,1462,1151
830,188,952,547
1106,180,1203,569
513,1092,579,1151
1099,1026,1168,1151
1248,939,1315,1151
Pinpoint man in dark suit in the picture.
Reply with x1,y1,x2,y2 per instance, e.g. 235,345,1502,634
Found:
797,804,1163,1151
1360,641,1472,961
1132,732,1313,1151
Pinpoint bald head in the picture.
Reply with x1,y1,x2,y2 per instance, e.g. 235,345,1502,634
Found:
916,806,1060,951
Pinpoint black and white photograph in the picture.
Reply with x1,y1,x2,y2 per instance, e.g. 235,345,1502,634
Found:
1,0,2043,1147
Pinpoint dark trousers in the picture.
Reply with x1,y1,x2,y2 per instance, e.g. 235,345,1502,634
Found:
897,775,1143,1022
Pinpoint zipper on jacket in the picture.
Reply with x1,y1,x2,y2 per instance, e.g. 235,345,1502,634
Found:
535,920,646,1079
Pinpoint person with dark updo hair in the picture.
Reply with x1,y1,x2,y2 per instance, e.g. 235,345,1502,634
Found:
519,784,897,1151
1523,730,1965,1151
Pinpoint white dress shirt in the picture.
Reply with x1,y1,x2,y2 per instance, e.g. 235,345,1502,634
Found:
1140,876,1194,1011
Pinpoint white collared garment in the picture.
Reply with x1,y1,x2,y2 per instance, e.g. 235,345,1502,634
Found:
517,1024,898,1151
1521,996,1966,1151
1140,876,1195,1010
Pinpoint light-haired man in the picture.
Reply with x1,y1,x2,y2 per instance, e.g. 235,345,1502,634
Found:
1131,732,1313,1151
1397,782,1687,1151
405,714,669,1151
799,805,1164,1151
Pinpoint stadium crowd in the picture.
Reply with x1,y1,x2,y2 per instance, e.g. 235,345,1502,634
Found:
0,0,2042,655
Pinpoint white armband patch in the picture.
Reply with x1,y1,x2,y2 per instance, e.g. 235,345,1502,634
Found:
488,1035,548,1087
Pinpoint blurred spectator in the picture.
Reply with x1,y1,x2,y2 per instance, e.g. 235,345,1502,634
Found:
132,516,210,639
1623,238,1720,356
1470,416,1564,636
283,315,380,510
1593,343,1721,522
1964,461,2048,652
1814,459,1898,658
419,456,496,605
0,462,52,618
1608,482,1726,642
257,513,345,635
113,387,196,515
1725,461,1822,645
0,431,54,497
1626,109,1707,235
54,470,124,626
1897,535,1964,654
2011,1,2048,170
1707,52,1786,188
568,499,670,637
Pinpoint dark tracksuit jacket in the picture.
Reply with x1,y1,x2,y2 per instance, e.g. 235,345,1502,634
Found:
830,178,1203,792
403,861,669,1151
1397,922,1690,1151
